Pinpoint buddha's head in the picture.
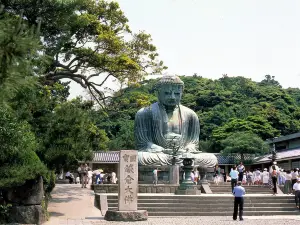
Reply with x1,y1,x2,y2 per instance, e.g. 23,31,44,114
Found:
155,75,184,107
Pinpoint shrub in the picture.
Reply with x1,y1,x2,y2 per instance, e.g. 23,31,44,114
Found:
0,107,47,188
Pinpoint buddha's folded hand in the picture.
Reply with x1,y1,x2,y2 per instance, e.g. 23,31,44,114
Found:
148,143,164,153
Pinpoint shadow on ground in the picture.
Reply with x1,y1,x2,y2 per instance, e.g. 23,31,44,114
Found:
49,211,65,217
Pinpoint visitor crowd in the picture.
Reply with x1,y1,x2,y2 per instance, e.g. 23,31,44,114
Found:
64,164,118,187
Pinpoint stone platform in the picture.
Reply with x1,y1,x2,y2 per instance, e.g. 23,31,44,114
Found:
92,184,202,194
96,193,300,217
104,210,148,221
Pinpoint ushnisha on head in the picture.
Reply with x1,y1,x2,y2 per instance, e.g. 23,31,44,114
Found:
155,75,184,107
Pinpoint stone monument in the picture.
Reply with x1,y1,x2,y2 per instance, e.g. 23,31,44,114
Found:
104,150,148,221
134,75,218,179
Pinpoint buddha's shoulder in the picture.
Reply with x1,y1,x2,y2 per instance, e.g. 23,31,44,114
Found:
135,105,153,117
179,105,198,117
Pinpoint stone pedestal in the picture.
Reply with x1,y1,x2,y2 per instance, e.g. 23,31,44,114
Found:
104,150,148,221
169,165,179,185
104,210,148,221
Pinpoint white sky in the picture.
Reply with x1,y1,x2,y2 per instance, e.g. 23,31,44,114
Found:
69,0,300,99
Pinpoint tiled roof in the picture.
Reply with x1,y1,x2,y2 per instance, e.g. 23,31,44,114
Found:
255,148,300,163
92,151,119,163
215,153,253,165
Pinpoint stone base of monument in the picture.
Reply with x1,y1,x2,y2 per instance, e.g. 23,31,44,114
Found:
175,185,201,195
104,210,148,221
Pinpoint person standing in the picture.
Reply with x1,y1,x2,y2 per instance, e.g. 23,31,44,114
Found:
271,165,278,195
153,168,160,185
233,181,245,221
284,170,293,194
262,168,269,185
237,162,245,182
80,164,88,188
293,178,300,210
111,171,117,184
291,168,299,187
230,166,239,193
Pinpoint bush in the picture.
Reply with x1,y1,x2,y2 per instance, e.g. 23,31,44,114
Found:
0,203,12,223
0,107,47,188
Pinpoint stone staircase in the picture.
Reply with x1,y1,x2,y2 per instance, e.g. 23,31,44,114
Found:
209,182,274,194
106,195,300,216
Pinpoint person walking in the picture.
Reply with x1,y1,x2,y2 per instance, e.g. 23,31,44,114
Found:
293,178,300,210
291,168,299,187
237,162,245,182
284,170,293,194
230,166,239,193
271,165,278,195
233,181,245,221
262,168,269,185
153,168,160,185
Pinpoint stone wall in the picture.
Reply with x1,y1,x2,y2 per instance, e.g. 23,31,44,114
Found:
2,177,45,224
92,184,202,193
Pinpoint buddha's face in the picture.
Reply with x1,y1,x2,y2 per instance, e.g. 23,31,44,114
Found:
157,84,183,106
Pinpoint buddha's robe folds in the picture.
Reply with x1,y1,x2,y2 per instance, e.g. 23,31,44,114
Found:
134,102,217,167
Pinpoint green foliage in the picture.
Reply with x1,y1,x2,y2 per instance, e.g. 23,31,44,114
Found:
2,0,167,106
0,203,12,223
0,7,40,104
37,98,109,170
106,75,300,153
0,107,47,188
221,132,269,159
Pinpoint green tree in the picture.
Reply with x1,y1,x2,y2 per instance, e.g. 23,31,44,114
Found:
38,98,109,171
221,132,269,161
0,107,47,188
3,0,167,106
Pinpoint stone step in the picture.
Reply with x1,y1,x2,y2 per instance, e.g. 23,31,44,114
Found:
105,209,300,216
108,203,296,208
107,199,295,204
107,206,297,212
106,195,295,200
146,211,300,216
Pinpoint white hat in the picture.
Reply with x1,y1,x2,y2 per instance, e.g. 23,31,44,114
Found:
273,162,277,165
264,168,267,171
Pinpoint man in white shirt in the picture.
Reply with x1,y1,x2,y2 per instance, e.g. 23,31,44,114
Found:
237,162,245,182
293,178,300,209
230,166,239,193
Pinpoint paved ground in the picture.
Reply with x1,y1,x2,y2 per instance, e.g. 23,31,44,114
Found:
45,184,300,225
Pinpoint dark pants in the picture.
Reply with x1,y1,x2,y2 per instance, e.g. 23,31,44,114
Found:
272,177,277,194
231,179,237,193
238,173,243,182
292,179,297,187
233,197,244,220
295,191,300,207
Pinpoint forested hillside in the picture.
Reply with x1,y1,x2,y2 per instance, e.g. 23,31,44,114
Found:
102,75,300,153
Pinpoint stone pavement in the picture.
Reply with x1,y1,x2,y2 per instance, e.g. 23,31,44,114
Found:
44,184,300,225
44,184,101,225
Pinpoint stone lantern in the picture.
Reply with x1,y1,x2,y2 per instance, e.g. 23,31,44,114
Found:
175,153,201,195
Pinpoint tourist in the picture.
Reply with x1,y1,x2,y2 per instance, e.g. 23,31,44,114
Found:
87,168,93,184
247,170,254,186
293,178,300,210
262,168,269,185
284,170,293,194
194,169,199,184
254,169,261,185
93,169,101,184
230,166,239,193
271,165,278,195
214,165,221,185
280,169,286,185
233,181,245,221
292,168,299,187
237,162,245,182
79,164,88,188
153,168,160,185
242,172,247,185
111,171,117,184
